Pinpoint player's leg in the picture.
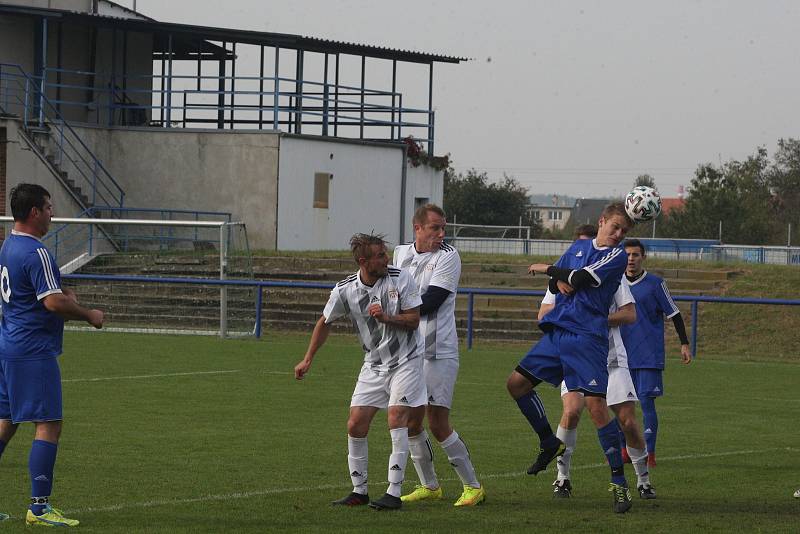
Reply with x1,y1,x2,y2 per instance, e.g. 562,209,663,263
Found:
334,364,383,506
585,395,632,513
632,369,663,466
403,403,442,501
369,358,427,511
610,401,654,499
507,331,565,475
554,384,583,498
0,363,18,522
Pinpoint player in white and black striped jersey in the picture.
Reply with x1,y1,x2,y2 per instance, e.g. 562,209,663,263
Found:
294,233,425,511
393,204,485,507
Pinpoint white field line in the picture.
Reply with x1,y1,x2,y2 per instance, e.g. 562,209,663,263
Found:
62,370,241,383
69,446,797,515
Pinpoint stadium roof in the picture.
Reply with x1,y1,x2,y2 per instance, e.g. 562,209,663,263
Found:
0,3,469,64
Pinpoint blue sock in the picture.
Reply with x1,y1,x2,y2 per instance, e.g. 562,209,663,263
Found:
515,391,558,447
597,421,627,486
640,396,658,455
29,440,58,515
0,439,6,460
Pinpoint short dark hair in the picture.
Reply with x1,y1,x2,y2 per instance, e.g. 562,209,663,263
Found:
624,238,646,256
413,203,446,226
349,233,387,265
601,201,634,228
574,224,597,239
10,183,50,222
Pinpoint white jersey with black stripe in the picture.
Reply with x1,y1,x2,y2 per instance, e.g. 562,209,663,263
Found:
393,242,461,360
323,267,423,373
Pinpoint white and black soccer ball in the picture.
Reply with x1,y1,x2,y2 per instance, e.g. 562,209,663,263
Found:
625,186,662,223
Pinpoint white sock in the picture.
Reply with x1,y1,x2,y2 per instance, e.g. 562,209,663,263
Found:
386,427,409,497
441,430,480,488
348,435,369,495
556,425,577,481
408,430,439,489
627,445,650,487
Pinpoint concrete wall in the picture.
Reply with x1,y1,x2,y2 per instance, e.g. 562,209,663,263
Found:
277,136,405,251
0,14,35,75
402,163,444,243
70,125,280,249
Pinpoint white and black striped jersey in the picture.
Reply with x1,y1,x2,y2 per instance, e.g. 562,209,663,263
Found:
323,267,423,373
393,242,461,360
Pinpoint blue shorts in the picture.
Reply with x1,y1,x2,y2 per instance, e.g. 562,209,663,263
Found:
518,328,609,395
0,358,63,423
630,368,663,398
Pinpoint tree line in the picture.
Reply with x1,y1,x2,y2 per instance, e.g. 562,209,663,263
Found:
443,138,800,245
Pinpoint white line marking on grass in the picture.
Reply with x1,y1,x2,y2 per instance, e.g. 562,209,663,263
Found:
62,370,241,383
69,446,798,515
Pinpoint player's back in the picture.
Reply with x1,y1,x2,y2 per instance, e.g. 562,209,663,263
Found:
541,238,627,341
620,272,679,369
0,232,64,359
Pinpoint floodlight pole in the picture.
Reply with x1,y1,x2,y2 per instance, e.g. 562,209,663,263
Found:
220,224,228,338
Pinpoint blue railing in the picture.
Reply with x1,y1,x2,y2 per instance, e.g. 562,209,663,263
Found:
0,63,126,209
60,274,800,355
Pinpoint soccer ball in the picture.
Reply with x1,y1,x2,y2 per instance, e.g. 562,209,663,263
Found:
625,186,662,223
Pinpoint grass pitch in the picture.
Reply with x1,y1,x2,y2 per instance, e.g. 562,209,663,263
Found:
0,331,797,533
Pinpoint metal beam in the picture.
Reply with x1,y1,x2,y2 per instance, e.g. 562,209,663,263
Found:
360,55,365,139
273,46,279,130
294,49,304,134
217,41,226,129
428,61,434,154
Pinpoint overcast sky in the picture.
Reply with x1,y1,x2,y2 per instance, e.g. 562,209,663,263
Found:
134,0,800,199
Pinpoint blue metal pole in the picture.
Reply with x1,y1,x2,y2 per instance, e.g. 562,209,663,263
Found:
467,292,474,350
254,287,263,338
166,34,173,126
273,46,279,130
690,300,698,358
39,17,47,128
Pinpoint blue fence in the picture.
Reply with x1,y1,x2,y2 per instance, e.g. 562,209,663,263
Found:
62,274,800,357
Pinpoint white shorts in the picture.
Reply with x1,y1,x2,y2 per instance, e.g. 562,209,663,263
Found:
350,358,427,409
423,357,459,409
559,367,638,407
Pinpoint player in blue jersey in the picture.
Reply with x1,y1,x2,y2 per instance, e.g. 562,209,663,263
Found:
0,184,104,527
620,239,692,467
506,202,635,513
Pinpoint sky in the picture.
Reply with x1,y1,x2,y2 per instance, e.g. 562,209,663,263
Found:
133,0,800,199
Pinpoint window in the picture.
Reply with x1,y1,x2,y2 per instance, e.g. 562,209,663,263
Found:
313,173,331,209
532,210,541,221
549,210,563,221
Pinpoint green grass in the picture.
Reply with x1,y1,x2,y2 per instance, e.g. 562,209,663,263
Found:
0,332,798,532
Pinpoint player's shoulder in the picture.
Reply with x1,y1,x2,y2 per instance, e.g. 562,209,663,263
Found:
643,271,666,286
439,241,458,254
336,272,358,288
387,265,403,279
394,242,414,255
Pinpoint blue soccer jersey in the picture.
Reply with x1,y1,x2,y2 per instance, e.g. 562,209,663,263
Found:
620,271,680,370
0,231,65,360
540,238,628,341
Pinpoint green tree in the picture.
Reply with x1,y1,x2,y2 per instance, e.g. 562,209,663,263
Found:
634,174,656,189
661,148,779,244
768,138,800,244
444,169,542,237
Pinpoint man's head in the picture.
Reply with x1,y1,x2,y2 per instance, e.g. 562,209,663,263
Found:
574,224,597,240
596,202,633,248
350,232,389,281
413,204,446,253
624,239,646,277
10,183,53,237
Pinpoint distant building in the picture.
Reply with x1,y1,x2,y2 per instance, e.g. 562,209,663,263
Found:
660,197,686,216
527,194,573,231
570,198,612,227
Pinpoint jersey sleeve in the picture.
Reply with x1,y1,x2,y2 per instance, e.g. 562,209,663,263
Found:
583,247,626,287
322,285,347,323
26,247,62,301
392,245,403,266
614,280,635,308
654,278,680,318
398,270,422,310
428,249,461,293
542,289,556,305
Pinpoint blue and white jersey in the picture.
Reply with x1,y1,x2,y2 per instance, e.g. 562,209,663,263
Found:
620,271,680,370
540,238,628,341
0,231,64,360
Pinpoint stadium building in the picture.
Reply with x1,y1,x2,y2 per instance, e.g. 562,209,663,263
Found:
0,0,465,254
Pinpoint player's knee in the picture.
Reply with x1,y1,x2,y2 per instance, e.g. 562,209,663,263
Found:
506,371,530,398
427,416,452,443
346,418,369,438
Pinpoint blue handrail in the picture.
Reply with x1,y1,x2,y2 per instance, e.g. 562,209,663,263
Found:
60,274,800,355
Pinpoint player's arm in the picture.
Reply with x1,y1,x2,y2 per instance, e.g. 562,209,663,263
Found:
419,285,451,316
294,315,332,380
42,293,104,328
671,313,692,364
529,263,596,291
537,289,557,321
608,302,636,327
369,304,420,330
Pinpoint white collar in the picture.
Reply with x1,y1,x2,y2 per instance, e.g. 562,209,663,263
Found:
591,238,610,251
11,229,42,242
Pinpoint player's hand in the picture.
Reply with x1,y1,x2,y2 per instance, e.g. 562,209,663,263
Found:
556,280,574,296
680,344,692,364
87,309,104,329
294,358,312,380
527,263,550,275
368,303,387,322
